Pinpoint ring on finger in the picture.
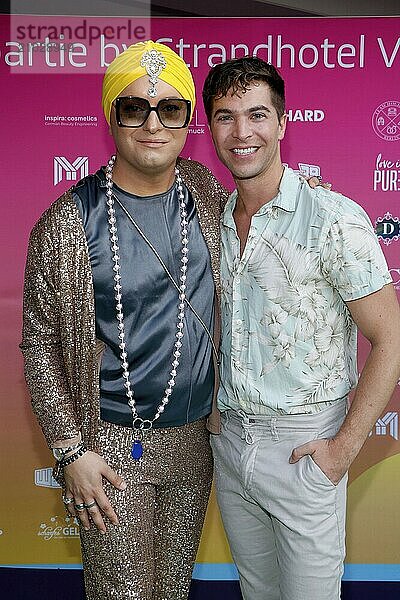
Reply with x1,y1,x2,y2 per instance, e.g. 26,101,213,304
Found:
84,500,96,509
62,495,74,506
74,503,86,511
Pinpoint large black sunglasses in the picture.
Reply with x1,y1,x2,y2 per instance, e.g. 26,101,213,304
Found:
115,96,191,129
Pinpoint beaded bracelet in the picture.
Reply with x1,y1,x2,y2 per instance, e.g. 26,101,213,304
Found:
59,445,88,467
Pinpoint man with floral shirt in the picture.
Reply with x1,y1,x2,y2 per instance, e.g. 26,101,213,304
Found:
202,57,400,600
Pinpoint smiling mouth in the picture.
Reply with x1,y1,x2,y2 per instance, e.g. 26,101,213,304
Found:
138,139,168,144
231,147,258,155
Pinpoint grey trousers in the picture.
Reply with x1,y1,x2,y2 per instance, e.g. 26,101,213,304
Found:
211,400,348,600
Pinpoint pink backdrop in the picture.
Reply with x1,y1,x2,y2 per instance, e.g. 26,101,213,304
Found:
1,15,399,579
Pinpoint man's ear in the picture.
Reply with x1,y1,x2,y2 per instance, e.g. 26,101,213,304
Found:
278,113,287,141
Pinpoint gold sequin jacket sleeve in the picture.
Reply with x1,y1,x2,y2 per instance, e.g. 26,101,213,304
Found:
20,191,100,449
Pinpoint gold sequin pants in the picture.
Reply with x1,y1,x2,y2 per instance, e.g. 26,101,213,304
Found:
80,418,213,600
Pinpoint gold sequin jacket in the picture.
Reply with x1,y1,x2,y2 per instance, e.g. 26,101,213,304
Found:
21,158,228,452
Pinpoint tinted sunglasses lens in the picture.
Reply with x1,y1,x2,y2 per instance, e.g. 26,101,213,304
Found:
158,99,189,127
118,97,149,127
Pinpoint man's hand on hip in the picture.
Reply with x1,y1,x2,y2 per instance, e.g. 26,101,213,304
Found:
63,451,126,533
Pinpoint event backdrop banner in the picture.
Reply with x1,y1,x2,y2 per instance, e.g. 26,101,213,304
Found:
0,14,399,581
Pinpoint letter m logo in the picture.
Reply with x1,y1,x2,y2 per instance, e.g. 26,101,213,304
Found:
374,412,398,440
34,468,61,488
53,156,89,186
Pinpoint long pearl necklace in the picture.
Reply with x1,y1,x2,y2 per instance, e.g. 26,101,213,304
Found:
105,155,189,460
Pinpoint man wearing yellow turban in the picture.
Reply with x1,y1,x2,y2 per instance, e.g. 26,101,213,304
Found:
22,40,226,600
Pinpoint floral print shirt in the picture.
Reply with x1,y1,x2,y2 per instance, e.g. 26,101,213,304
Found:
218,167,392,415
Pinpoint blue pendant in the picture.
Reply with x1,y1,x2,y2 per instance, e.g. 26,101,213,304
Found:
131,440,143,460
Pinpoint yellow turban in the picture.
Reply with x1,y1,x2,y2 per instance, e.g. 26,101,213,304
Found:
102,40,196,124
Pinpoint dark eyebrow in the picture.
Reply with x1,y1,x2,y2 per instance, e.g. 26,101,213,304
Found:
212,108,234,118
248,105,271,113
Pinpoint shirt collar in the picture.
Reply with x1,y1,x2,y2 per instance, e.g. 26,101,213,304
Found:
222,166,302,227
222,190,239,228
273,167,302,213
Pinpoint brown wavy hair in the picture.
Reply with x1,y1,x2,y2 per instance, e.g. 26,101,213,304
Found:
202,56,285,122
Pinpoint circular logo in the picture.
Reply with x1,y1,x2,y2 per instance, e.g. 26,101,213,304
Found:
372,101,400,142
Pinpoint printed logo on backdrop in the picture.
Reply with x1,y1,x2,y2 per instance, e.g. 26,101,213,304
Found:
283,162,321,178
286,109,324,123
37,516,80,541
369,412,399,440
390,268,400,290
54,156,89,186
375,212,400,245
373,153,400,192
35,467,61,488
372,101,400,142
189,110,206,135
44,114,98,127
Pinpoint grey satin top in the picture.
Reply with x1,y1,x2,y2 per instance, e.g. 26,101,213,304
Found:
74,169,215,428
